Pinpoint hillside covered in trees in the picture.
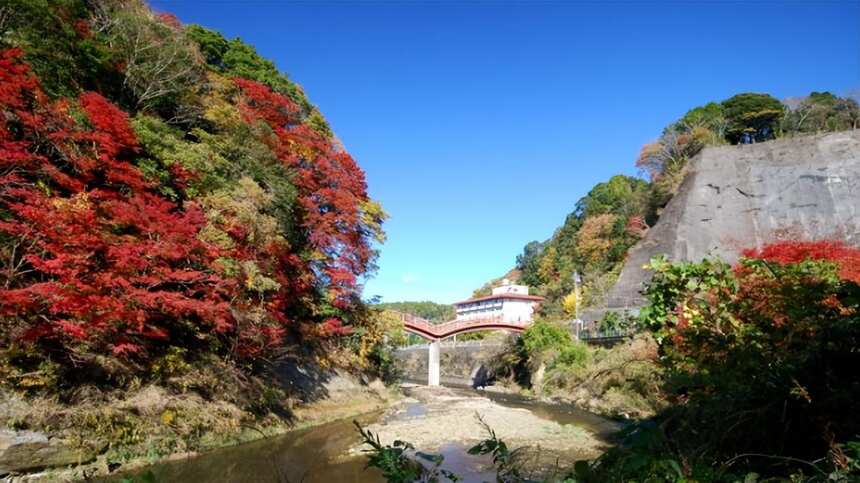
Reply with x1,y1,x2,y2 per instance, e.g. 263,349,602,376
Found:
510,91,860,318
0,2,397,471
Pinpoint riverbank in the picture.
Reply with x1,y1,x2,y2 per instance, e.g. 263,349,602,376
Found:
0,369,397,482
484,334,665,420
100,383,619,483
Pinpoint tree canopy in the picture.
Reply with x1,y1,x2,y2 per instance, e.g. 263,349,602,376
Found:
0,0,387,391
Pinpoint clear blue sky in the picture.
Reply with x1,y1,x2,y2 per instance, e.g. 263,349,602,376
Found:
153,0,859,304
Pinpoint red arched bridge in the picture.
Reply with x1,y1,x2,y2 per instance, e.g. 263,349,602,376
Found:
399,313,531,340
397,312,532,386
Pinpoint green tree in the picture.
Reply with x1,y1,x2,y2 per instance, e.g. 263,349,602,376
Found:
0,0,121,99
185,24,316,117
721,92,784,143
374,301,455,322
574,175,650,220
783,91,860,134
516,240,546,287
677,101,727,139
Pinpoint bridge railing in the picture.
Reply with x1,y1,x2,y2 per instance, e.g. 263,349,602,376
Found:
398,312,527,339
577,327,637,340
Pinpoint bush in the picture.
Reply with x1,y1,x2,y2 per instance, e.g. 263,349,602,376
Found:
636,240,860,477
521,319,573,357
552,343,589,369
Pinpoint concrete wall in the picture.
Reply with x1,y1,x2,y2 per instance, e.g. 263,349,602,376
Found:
455,298,537,322
394,343,506,386
500,299,536,323
602,130,860,316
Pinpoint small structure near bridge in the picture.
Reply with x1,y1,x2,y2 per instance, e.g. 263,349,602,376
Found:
400,281,543,386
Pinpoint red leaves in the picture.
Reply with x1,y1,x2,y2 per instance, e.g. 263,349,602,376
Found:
742,240,860,283
234,78,298,128
0,49,236,363
0,48,40,110
234,77,374,304
156,12,182,29
0,47,381,375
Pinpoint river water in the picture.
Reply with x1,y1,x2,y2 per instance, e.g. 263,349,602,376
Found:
111,386,617,483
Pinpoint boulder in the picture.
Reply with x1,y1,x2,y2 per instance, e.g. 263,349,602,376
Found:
0,429,102,474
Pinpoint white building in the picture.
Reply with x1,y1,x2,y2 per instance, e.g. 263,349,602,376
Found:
453,280,543,323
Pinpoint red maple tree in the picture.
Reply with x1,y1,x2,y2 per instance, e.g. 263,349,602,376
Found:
0,49,239,364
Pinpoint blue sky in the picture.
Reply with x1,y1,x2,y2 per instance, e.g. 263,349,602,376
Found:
153,0,859,304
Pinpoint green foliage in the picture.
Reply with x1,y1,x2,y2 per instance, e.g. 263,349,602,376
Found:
354,421,460,483
185,24,315,118
783,91,860,134
467,415,527,483
551,343,589,369
494,320,591,390
635,246,860,478
375,301,456,323
132,114,231,196
595,311,635,333
516,241,546,287
0,0,121,98
184,24,229,66
574,175,650,221
520,320,572,357
677,101,727,139
721,92,785,143
105,6,203,112
516,175,649,316
151,347,191,381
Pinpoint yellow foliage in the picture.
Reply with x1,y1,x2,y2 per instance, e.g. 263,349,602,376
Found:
360,199,389,243
201,72,243,130
202,177,285,249
161,409,176,426
562,287,587,317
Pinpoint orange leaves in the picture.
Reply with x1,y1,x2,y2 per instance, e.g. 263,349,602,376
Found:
576,213,617,267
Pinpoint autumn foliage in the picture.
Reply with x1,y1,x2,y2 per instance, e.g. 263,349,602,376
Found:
0,34,383,385
639,240,860,475
740,239,860,283
0,49,232,362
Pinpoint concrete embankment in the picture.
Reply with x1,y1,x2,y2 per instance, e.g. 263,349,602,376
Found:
394,342,506,386
600,130,860,318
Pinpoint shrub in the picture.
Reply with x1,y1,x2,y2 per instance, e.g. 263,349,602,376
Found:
637,240,860,476
552,343,589,369
520,319,572,357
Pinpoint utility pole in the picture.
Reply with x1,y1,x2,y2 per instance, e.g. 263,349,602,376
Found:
573,270,582,339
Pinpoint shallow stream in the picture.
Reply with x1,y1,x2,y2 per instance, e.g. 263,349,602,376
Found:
111,386,617,483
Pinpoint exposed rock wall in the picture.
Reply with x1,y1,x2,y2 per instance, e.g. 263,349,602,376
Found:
605,130,860,313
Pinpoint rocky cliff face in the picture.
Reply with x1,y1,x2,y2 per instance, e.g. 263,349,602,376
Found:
604,130,860,313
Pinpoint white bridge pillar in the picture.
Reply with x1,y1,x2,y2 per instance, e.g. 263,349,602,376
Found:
428,339,440,386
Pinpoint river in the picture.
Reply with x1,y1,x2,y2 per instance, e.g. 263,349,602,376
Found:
110,384,619,483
